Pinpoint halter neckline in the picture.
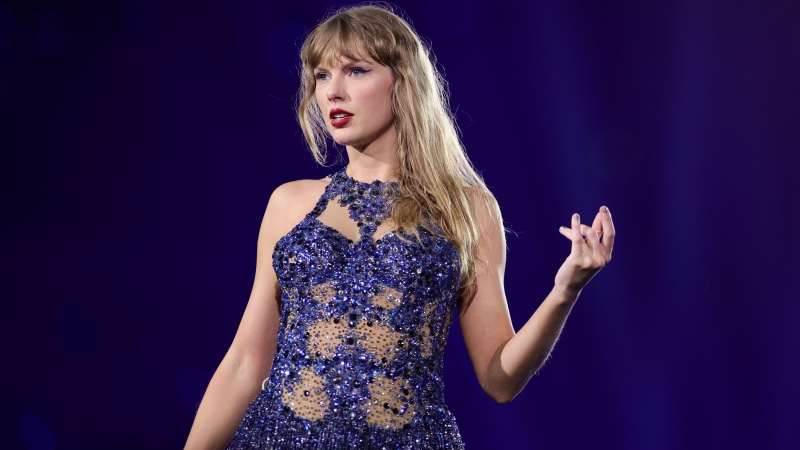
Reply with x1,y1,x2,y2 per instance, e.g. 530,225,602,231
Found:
338,167,399,187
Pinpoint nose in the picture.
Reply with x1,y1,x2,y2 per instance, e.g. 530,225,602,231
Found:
325,74,346,102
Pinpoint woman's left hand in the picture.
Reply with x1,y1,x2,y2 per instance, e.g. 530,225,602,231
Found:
554,206,615,296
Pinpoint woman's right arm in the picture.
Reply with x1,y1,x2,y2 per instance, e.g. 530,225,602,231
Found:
184,181,322,449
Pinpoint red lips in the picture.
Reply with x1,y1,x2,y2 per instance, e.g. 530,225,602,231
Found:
329,108,353,128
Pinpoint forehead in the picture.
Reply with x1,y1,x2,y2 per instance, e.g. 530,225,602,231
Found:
307,32,376,67
315,53,374,70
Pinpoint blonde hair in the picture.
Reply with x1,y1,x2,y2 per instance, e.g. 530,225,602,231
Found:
297,4,500,307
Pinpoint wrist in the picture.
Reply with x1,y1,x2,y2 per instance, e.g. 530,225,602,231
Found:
551,284,581,305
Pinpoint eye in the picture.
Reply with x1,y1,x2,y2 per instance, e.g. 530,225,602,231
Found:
314,72,330,81
350,67,371,76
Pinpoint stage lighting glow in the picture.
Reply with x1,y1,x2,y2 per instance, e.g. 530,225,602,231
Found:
20,413,55,450
588,129,645,184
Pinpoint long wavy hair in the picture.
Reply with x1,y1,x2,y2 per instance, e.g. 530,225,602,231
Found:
297,4,500,307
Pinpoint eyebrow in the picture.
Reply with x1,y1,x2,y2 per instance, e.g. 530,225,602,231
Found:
315,59,371,71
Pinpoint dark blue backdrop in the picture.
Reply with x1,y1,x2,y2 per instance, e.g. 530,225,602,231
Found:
3,0,799,448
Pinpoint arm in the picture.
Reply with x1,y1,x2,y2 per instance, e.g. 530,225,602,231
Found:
185,181,320,449
459,201,615,404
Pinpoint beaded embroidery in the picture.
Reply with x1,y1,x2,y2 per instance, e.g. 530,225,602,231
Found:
227,169,464,449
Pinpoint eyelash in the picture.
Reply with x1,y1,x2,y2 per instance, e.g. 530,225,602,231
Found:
314,67,371,81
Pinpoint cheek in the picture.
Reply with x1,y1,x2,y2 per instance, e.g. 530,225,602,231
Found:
314,89,326,112
377,83,395,120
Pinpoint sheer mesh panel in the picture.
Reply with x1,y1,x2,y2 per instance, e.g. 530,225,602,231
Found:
364,374,416,428
281,367,329,420
286,284,414,429
316,195,396,242
310,281,335,304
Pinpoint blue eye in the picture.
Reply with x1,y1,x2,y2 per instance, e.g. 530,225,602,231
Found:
351,67,370,76
315,72,330,81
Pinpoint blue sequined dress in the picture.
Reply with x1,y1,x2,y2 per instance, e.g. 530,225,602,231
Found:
227,169,465,449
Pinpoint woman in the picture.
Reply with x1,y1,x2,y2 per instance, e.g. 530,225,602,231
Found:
185,4,615,449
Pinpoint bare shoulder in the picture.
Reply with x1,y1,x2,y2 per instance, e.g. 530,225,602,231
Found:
269,178,331,213
466,186,502,228
466,186,506,266
261,177,332,240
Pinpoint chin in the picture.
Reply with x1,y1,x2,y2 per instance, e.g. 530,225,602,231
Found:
329,132,362,147
330,136,353,146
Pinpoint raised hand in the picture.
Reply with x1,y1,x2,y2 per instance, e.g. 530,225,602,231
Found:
554,206,615,296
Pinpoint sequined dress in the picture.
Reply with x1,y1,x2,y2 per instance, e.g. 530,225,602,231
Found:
227,169,465,449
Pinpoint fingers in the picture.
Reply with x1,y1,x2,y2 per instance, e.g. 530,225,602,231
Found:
570,213,582,255
557,207,614,270
558,208,613,253
558,216,581,238
559,221,596,241
599,206,615,252
559,223,596,238
583,225,601,250
591,209,604,236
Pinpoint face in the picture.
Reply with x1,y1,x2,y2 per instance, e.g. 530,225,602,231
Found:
313,54,395,150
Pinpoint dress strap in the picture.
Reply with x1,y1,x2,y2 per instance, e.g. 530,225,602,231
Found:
306,171,342,219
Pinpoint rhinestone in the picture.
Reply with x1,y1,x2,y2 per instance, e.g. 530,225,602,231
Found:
230,167,463,448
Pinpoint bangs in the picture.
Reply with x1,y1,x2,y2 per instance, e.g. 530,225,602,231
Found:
301,15,394,71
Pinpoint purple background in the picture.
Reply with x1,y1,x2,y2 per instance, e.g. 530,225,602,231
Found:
3,0,799,448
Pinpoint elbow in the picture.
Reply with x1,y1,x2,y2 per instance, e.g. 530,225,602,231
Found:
480,381,520,405
479,366,534,404
488,391,515,405
477,349,536,404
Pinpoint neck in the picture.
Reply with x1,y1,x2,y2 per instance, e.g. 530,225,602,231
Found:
345,129,400,183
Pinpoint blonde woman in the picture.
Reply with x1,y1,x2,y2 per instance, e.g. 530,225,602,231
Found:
186,4,615,449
